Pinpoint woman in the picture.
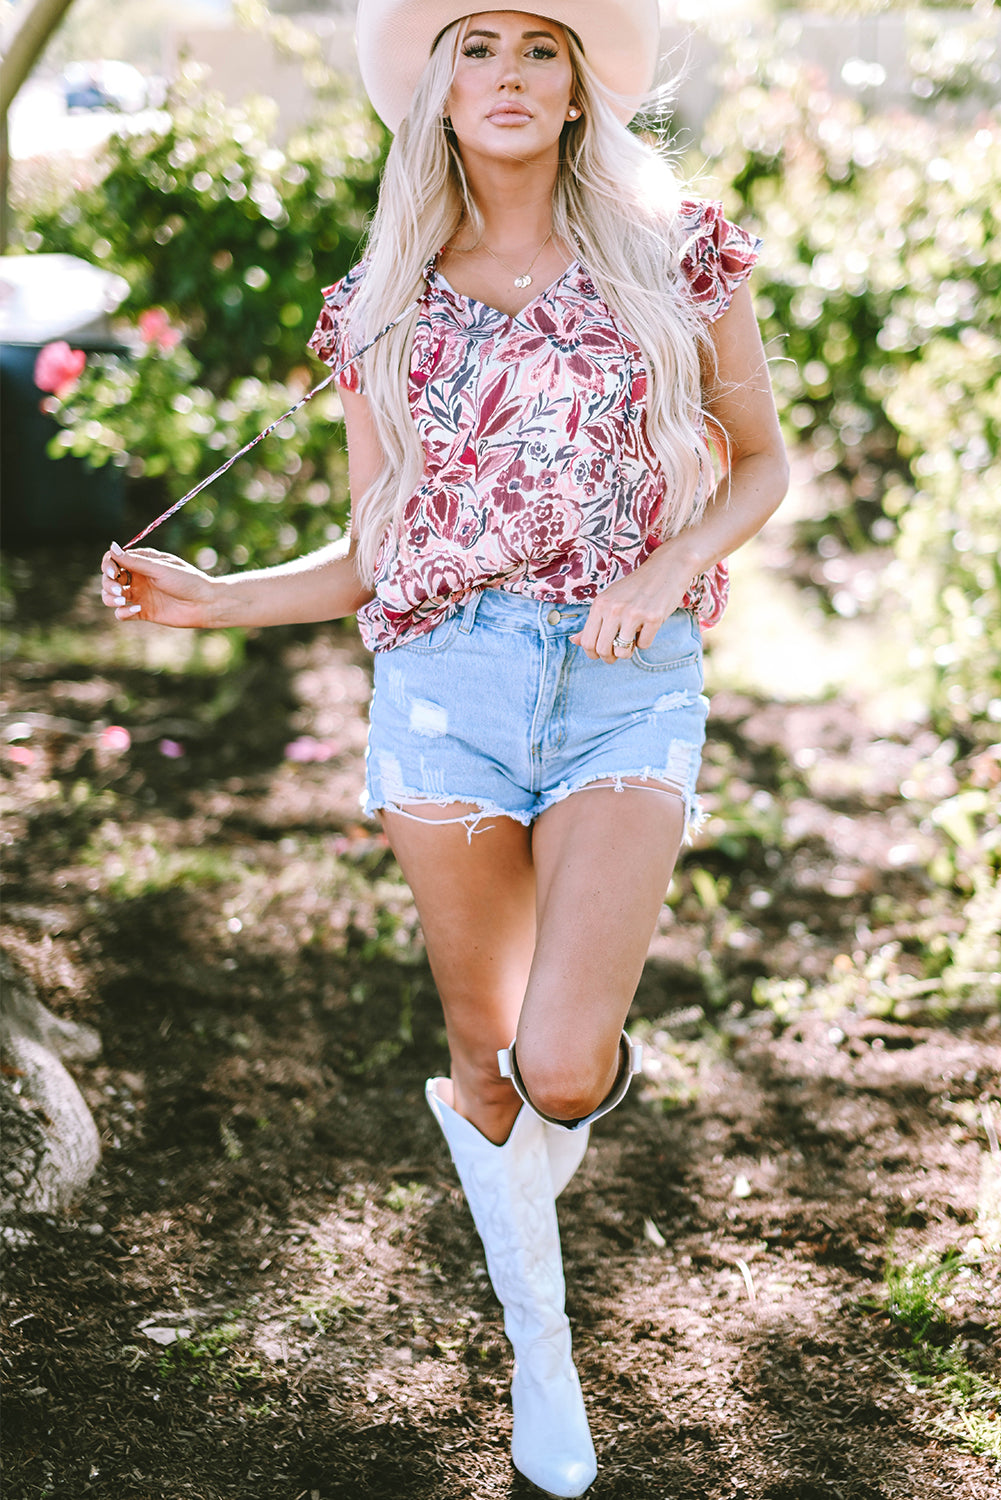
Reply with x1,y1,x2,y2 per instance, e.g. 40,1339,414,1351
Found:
101,4,788,1494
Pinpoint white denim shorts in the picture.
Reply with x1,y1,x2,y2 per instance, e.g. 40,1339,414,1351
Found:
365,589,709,838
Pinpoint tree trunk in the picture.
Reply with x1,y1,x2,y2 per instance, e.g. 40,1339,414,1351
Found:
0,0,77,251
1,950,101,1222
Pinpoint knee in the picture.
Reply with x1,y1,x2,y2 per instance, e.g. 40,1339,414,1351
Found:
514,1042,615,1124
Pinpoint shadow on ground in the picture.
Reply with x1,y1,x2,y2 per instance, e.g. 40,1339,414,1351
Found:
3,549,998,1499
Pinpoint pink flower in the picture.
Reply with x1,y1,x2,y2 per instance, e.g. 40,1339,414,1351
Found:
100,725,131,753
137,308,182,350
34,341,86,397
285,736,337,763
158,739,185,759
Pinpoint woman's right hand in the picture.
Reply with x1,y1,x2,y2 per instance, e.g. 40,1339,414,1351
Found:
100,541,217,629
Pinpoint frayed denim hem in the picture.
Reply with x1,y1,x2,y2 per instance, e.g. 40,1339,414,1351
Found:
536,771,705,845
365,773,704,845
364,791,535,843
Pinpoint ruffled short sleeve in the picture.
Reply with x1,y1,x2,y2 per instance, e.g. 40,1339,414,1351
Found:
307,260,369,393
678,200,761,322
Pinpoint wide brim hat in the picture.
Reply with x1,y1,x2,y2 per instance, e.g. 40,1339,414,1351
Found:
356,1,662,132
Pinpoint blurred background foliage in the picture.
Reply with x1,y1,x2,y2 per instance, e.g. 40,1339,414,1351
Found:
15,4,388,570
9,3,1001,760
705,14,1000,743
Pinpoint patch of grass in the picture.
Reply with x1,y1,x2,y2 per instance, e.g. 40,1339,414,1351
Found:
82,826,241,899
632,1016,729,1111
293,1289,365,1332
384,1180,429,1214
352,900,422,965
879,1246,1001,1464
342,978,418,1076
701,785,787,864
752,895,1001,1026
885,1247,964,1344
689,868,731,914
219,1120,243,1162
156,1322,264,1391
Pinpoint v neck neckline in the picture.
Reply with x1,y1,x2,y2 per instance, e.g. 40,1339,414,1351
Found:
431,258,581,323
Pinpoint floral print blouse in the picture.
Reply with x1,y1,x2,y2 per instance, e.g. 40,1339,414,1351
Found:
308,199,761,653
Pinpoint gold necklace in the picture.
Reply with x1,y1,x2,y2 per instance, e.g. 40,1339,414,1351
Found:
478,230,553,289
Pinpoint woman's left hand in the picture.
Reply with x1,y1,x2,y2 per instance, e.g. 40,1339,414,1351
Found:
570,547,695,664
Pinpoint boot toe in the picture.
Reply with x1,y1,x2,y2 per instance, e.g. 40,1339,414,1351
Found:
512,1450,597,1498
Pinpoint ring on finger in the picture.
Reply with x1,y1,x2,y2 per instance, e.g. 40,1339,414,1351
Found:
612,632,636,650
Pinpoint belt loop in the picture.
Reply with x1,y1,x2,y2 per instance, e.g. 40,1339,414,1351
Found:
458,590,483,635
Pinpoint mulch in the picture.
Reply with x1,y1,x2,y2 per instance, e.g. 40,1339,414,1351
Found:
2,548,998,1499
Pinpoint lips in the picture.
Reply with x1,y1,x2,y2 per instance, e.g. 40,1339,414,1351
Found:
487,105,533,123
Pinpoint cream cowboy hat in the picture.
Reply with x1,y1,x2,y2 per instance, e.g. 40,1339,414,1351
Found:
355,0,662,131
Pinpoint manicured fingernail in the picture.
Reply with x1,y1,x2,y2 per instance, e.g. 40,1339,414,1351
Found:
110,541,125,556
121,604,141,617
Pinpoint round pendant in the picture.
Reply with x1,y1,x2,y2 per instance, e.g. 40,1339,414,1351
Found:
514,274,532,289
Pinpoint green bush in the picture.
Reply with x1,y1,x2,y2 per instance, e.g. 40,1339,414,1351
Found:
701,23,1001,735
17,51,388,568
44,321,350,568
25,66,386,384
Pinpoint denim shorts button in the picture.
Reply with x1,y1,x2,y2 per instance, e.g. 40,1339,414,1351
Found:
547,609,561,625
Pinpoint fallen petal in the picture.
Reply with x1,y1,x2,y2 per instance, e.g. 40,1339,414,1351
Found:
100,725,131,753
643,1217,667,1248
142,1326,179,1346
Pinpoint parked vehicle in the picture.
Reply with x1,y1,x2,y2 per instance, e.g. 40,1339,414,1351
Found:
62,60,147,113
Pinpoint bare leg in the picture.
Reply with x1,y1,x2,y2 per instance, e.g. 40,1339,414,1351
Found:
380,803,534,1144
515,781,687,1121
383,780,685,1131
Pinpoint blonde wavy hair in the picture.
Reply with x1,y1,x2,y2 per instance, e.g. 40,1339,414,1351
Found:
347,18,718,583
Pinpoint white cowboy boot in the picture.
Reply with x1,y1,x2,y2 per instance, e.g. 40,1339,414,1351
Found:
546,1120,590,1197
426,1079,597,1499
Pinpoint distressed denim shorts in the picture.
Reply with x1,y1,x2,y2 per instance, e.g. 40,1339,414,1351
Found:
364,589,709,838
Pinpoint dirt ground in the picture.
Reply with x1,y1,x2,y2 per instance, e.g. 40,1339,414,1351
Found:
2,547,999,1500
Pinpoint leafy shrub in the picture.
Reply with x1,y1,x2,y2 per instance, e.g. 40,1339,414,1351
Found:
881,123,1001,732
17,31,388,568
25,64,386,383
701,22,1001,733
43,315,349,567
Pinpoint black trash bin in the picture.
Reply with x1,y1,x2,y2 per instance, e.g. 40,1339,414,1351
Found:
1,254,129,546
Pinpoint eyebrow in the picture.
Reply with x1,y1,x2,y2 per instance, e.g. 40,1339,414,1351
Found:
464,28,561,42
